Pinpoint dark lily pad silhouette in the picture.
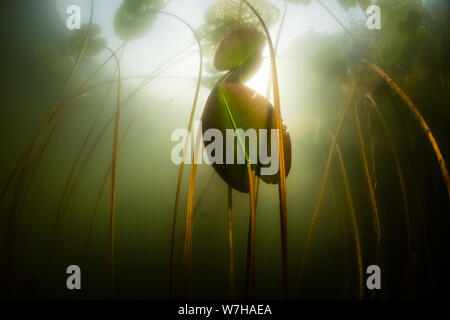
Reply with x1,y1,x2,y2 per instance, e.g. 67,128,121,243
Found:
114,0,163,40
201,82,291,193
67,23,107,57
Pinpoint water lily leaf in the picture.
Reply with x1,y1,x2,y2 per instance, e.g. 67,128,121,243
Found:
67,23,107,57
114,0,163,40
197,0,280,56
214,29,266,72
201,82,291,193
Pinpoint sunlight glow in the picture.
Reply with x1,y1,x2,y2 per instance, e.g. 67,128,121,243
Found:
245,47,272,97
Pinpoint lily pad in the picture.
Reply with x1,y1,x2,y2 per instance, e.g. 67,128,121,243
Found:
214,29,266,72
67,23,107,57
201,82,291,193
114,0,162,40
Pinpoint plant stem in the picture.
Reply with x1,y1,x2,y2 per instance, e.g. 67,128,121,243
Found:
105,47,122,297
363,60,450,199
332,134,364,300
183,126,202,298
227,185,235,299
354,102,383,283
365,94,413,256
265,0,287,99
298,85,358,288
83,108,140,269
158,11,204,299
0,0,95,206
242,0,288,299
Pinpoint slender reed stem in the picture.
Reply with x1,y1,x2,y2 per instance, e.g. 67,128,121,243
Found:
48,48,126,264
317,0,449,199
244,165,257,299
105,47,122,296
265,0,287,99
227,185,235,299
242,0,288,299
183,126,202,298
354,102,383,277
363,60,450,199
365,94,413,262
83,109,140,268
0,0,95,206
159,11,203,299
193,171,215,214
332,134,364,300
298,85,358,287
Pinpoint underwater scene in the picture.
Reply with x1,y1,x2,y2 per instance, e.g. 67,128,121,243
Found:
0,0,449,300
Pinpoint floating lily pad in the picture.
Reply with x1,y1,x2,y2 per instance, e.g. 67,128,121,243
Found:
201,82,291,193
114,0,162,40
214,29,266,72
67,23,107,57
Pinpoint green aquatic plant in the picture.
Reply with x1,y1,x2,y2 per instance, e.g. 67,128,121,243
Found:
354,101,383,278
172,0,291,299
114,0,163,40
197,0,280,55
227,185,235,298
2,0,449,300
363,60,450,199
202,83,291,191
214,29,266,83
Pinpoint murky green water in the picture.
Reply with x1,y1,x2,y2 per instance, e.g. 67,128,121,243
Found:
0,0,449,299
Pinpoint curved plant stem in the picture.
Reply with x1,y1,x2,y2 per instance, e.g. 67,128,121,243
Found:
65,51,199,232
317,0,449,199
2,92,86,283
0,0,94,206
183,126,202,298
82,109,140,268
365,94,413,260
332,134,364,300
159,11,203,299
265,0,287,99
104,47,122,296
355,0,385,68
28,41,202,209
298,85,358,286
354,102,383,276
218,84,257,299
227,185,235,299
242,0,288,299
363,60,450,199
193,171,215,214
245,164,257,299
48,47,126,266
1,119,65,284
316,0,353,41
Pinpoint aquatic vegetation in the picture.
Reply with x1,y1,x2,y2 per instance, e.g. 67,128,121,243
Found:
0,0,449,300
